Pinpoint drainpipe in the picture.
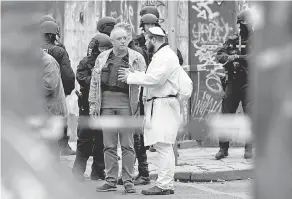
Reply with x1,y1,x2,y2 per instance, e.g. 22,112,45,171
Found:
168,1,179,166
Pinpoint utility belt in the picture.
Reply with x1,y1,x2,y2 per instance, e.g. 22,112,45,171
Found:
146,95,177,118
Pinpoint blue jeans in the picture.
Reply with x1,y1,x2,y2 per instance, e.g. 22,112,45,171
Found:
101,108,135,186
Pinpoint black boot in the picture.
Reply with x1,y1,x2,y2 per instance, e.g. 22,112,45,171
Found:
215,142,229,160
244,143,253,159
59,135,76,156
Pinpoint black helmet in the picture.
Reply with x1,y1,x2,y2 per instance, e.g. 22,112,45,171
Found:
40,21,58,34
140,13,159,28
140,6,160,18
92,33,112,48
87,33,112,55
237,9,253,25
96,17,117,36
40,15,61,37
39,15,56,24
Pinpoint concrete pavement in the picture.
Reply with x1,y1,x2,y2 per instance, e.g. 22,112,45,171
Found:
74,179,253,199
62,142,254,182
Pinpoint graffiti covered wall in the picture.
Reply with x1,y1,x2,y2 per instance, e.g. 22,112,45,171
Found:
106,0,139,34
189,0,236,141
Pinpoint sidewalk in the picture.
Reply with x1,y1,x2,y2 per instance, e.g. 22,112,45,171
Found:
61,142,254,182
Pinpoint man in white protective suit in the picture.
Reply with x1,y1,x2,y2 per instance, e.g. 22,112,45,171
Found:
118,26,192,195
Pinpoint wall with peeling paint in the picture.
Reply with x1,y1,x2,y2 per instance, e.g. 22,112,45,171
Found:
188,0,239,143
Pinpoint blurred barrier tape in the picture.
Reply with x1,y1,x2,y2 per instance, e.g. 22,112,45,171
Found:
207,114,253,142
26,114,252,141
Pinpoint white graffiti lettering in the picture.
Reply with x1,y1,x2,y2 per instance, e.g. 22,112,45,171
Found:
191,0,232,121
191,0,232,95
192,91,222,122
191,0,220,20
192,19,231,44
205,68,225,93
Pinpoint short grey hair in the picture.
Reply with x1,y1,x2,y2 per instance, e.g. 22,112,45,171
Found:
111,22,132,40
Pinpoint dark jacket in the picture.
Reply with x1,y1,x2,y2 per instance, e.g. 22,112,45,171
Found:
216,34,251,84
128,40,149,66
76,55,97,95
42,42,75,96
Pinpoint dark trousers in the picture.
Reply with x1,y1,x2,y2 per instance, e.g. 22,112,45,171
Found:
220,83,252,148
134,133,149,177
133,101,149,177
72,99,105,176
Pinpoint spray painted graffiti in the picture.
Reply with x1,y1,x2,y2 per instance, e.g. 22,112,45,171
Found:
192,0,220,20
107,0,137,33
192,91,222,121
190,0,233,122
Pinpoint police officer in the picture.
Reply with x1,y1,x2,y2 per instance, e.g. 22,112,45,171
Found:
96,16,118,37
72,33,112,181
40,20,76,156
215,9,254,160
40,15,68,54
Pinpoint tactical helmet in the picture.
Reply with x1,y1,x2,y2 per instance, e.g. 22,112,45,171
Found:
140,6,160,18
39,15,56,24
140,13,159,28
40,21,58,34
96,17,117,36
87,33,112,55
237,9,253,25
93,33,112,48
40,15,61,37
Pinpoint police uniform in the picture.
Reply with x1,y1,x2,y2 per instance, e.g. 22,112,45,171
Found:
41,43,75,96
72,33,112,180
217,34,250,113
215,9,254,160
40,19,76,156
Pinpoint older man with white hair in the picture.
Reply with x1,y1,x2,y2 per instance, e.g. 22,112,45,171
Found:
118,26,192,195
89,23,146,193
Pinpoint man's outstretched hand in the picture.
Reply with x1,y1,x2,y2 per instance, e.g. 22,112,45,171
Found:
118,67,132,82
